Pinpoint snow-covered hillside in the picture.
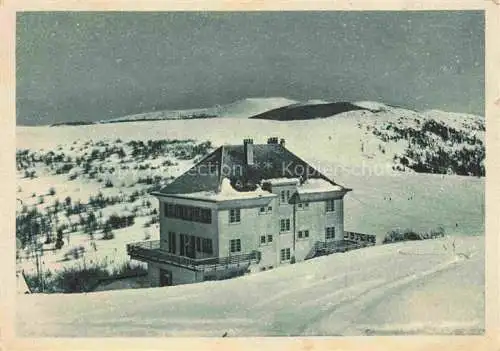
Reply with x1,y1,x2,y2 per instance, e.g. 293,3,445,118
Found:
21,101,485,176
17,235,484,336
100,97,298,123
16,102,484,335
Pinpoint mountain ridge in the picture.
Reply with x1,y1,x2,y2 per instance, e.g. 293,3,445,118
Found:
42,98,484,127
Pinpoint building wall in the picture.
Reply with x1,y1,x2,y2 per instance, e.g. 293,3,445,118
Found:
148,262,201,287
273,184,296,265
158,197,219,259
147,263,161,287
294,197,344,261
155,189,345,268
217,198,277,265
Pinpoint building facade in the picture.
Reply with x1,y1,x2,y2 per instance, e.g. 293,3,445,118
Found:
127,137,355,287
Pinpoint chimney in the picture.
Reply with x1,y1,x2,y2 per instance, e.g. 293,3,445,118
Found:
280,138,286,147
243,138,254,165
267,137,279,144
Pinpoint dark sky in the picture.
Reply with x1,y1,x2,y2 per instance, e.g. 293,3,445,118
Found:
17,11,484,125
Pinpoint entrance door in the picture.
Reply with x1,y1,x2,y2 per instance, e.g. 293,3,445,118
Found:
159,269,172,287
180,234,196,258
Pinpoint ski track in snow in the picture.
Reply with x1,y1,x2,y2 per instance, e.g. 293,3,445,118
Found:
16,237,484,337
301,253,472,335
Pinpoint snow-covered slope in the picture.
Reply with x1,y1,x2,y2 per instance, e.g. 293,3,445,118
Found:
17,235,483,336
353,100,391,111
100,97,298,123
15,101,484,336
215,97,299,118
20,101,485,177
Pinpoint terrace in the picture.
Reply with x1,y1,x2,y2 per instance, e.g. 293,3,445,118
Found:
127,240,261,272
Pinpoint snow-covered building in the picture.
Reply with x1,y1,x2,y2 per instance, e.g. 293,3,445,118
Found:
127,138,361,287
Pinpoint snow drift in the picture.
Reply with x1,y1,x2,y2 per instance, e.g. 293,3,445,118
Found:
17,235,484,337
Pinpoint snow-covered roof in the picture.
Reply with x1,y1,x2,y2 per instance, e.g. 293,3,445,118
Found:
261,178,300,186
297,178,343,194
157,140,346,195
180,178,276,201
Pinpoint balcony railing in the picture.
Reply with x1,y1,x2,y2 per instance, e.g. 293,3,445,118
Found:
313,239,375,256
127,240,260,272
343,231,377,244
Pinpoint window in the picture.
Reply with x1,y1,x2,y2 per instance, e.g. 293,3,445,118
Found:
298,230,310,239
326,227,335,240
165,203,175,217
184,207,192,220
230,239,241,253
196,237,201,252
168,231,176,253
164,203,212,224
202,238,213,254
326,199,335,212
201,209,212,223
179,233,187,256
260,234,273,245
280,190,291,205
280,218,291,232
280,248,291,262
259,206,273,215
192,207,201,221
297,202,309,210
229,209,241,223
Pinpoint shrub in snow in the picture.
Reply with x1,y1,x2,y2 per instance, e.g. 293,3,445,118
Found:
383,226,445,244
62,246,83,260
51,264,109,293
55,229,64,250
55,164,73,174
102,224,114,240
111,262,147,278
68,172,78,181
106,213,135,230
25,260,149,293
372,119,484,176
24,170,37,179
64,196,72,207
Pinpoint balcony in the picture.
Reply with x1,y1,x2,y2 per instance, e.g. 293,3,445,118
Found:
127,240,261,272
